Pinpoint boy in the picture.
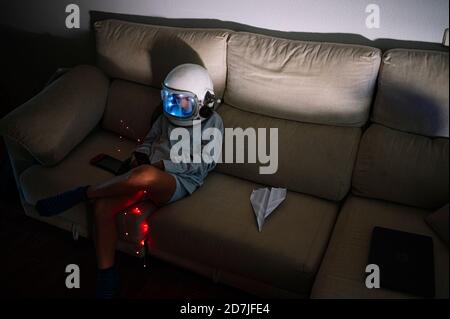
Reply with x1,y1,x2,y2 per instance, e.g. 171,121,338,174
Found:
35,64,224,298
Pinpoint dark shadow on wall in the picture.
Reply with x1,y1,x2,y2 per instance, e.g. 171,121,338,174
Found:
97,29,205,86
0,24,95,118
0,25,95,202
90,11,448,53
150,34,205,86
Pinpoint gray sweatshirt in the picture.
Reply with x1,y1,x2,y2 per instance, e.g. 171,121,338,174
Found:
134,112,224,194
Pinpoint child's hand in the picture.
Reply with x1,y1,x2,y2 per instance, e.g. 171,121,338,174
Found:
152,160,165,170
130,154,139,168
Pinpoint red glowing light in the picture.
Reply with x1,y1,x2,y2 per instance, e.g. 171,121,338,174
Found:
141,223,149,233
132,207,141,215
140,240,145,246
137,190,146,197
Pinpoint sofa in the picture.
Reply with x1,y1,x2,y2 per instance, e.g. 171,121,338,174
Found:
0,19,448,298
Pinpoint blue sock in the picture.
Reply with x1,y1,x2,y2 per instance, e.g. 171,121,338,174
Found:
96,265,120,299
35,185,90,217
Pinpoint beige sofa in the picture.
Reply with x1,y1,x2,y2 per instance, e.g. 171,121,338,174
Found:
0,19,448,298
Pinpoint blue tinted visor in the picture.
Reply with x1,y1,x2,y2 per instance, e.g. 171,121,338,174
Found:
161,87,197,119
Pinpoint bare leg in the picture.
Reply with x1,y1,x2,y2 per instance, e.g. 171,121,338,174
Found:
92,165,177,269
87,164,175,204
36,165,175,217
93,195,136,269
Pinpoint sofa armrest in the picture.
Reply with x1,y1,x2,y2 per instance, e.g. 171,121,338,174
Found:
0,65,109,166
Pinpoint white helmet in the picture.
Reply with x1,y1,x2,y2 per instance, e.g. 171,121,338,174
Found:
161,63,220,126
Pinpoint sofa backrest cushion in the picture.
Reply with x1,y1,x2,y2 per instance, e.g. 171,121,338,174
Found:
353,49,449,210
352,124,449,210
102,80,161,141
216,104,362,201
94,19,230,98
224,32,381,127
372,49,449,138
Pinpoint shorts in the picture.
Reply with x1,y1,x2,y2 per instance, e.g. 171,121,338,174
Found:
167,173,189,204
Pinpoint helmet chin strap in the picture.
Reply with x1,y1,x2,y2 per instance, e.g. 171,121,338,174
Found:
204,91,219,106
199,91,220,118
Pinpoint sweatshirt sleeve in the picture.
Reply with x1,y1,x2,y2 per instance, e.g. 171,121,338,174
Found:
134,115,163,156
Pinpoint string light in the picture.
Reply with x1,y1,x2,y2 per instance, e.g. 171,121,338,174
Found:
120,199,149,259
142,223,149,233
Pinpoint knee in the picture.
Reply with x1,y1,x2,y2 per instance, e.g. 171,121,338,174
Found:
128,165,158,186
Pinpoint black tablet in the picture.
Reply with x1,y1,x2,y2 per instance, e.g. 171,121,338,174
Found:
368,226,435,298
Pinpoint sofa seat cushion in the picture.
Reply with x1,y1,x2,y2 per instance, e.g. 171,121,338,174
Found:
19,129,138,233
148,172,339,296
425,203,449,246
311,196,449,299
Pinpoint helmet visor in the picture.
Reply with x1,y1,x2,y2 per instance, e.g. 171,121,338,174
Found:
161,87,197,119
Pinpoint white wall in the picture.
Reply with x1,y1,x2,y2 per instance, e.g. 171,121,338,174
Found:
1,0,448,43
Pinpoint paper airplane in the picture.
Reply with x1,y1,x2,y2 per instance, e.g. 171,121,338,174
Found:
250,187,287,232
